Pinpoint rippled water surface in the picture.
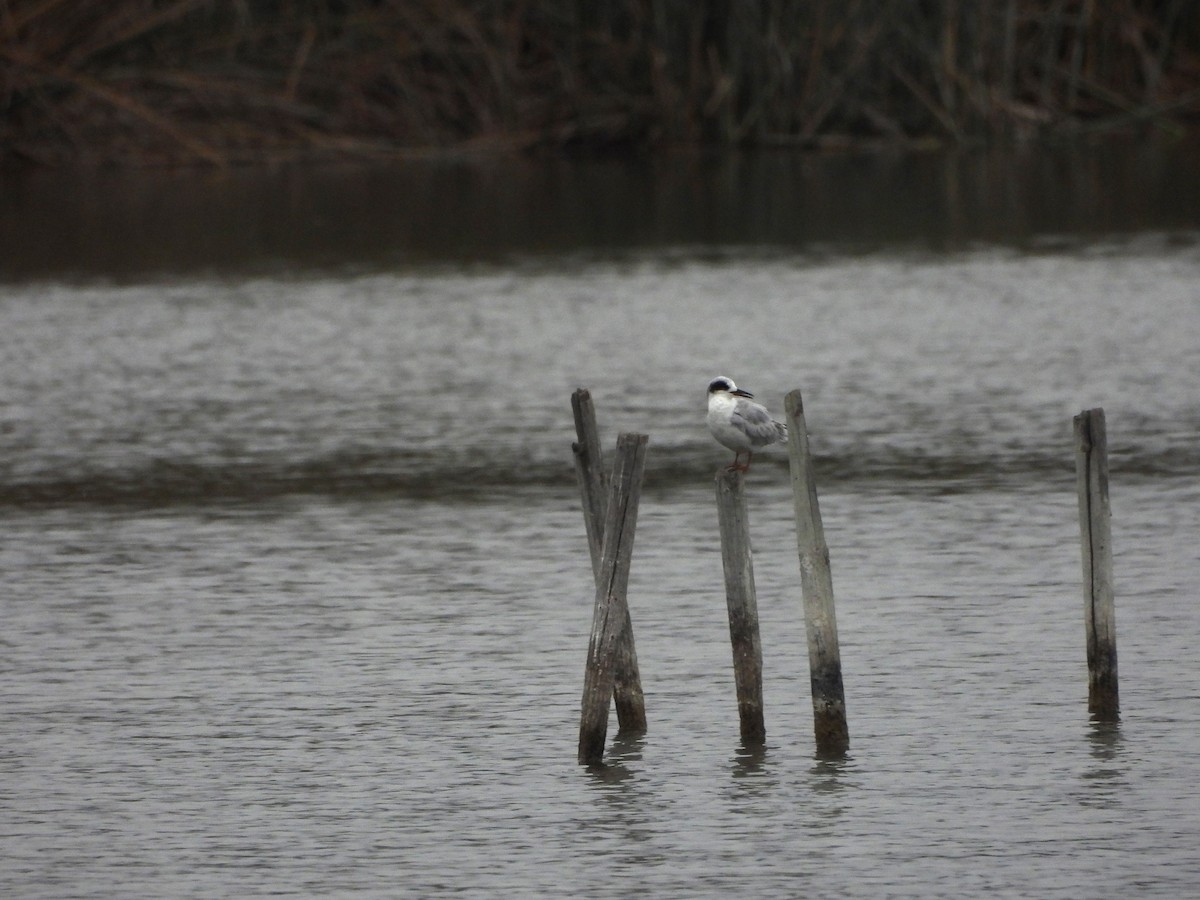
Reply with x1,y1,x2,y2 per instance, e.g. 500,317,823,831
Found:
2,156,1200,896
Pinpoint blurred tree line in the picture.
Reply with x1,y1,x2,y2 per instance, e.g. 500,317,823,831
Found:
2,0,1197,165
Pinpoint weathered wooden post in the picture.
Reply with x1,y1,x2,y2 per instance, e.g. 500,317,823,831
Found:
578,432,649,766
715,468,767,746
572,389,608,576
784,389,849,756
571,390,646,734
1074,408,1118,718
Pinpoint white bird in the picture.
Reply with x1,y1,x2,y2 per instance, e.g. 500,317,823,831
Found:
706,376,788,472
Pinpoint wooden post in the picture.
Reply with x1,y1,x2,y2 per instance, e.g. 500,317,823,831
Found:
571,390,646,734
715,468,767,746
578,432,649,765
784,389,849,756
1074,408,1118,718
571,389,608,576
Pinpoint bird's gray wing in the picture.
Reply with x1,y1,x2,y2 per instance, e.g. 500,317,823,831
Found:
731,399,787,447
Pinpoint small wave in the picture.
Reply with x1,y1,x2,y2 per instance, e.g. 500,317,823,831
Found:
0,442,1192,509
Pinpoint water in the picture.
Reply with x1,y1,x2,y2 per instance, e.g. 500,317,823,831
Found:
2,151,1200,897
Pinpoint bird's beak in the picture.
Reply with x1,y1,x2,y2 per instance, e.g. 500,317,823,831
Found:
732,388,754,399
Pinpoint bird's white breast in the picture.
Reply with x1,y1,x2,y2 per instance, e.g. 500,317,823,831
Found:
707,393,752,452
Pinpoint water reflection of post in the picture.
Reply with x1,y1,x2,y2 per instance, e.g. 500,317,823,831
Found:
715,467,767,747
1074,407,1119,720
784,389,850,757
577,431,649,766
572,390,647,737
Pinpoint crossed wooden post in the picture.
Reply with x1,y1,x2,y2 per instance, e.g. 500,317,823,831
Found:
573,389,647,765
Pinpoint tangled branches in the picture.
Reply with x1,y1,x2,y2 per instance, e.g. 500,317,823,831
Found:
2,0,1197,165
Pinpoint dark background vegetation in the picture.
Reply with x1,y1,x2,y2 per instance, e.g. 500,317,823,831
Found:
2,0,1199,166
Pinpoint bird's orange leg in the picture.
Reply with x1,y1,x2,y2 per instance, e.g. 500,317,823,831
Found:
727,450,751,473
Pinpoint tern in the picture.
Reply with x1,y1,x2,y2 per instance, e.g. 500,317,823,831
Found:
706,376,788,472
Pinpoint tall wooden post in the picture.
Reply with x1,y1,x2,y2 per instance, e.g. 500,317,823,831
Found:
1074,408,1118,718
571,390,646,734
784,389,849,756
715,468,767,746
578,432,649,765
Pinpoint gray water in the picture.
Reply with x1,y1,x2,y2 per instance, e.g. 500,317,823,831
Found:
2,151,1200,897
